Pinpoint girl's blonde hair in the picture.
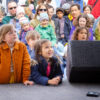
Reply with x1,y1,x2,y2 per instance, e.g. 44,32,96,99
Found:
24,7,33,20
73,14,92,28
34,39,50,62
71,27,90,40
34,3,47,19
0,24,14,43
96,21,100,34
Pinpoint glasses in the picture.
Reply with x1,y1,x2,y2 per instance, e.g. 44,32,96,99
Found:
9,7,16,10
39,9,47,11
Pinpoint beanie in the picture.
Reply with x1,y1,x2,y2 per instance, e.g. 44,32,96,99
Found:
19,17,29,24
16,6,25,15
39,13,49,21
62,3,71,10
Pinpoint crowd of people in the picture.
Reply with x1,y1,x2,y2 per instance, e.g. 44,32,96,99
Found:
0,0,100,86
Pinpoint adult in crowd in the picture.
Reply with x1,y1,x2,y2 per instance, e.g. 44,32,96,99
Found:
2,0,17,24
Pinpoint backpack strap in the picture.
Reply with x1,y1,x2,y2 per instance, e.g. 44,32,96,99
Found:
92,0,98,8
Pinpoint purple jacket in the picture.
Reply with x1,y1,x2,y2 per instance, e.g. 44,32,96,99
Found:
69,26,93,40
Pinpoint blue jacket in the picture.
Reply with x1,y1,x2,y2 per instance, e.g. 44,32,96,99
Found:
27,46,35,59
54,16,71,42
29,56,63,85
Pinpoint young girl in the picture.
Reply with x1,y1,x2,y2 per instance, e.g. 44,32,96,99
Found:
29,39,63,85
70,14,93,40
35,12,56,46
83,5,92,15
0,24,33,85
64,27,90,58
71,27,90,40
19,17,33,46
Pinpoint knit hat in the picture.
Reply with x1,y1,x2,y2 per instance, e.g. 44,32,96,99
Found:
62,3,71,10
56,8,64,14
29,4,34,10
39,13,49,21
87,14,94,20
19,17,29,24
16,6,25,15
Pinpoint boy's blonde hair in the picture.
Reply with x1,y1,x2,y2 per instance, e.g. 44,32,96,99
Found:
0,24,14,43
26,30,40,42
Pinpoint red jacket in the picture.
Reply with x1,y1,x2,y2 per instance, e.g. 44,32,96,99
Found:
88,0,100,19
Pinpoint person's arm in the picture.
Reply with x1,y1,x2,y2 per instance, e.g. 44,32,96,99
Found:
29,64,49,85
49,25,57,46
2,16,9,24
22,44,31,83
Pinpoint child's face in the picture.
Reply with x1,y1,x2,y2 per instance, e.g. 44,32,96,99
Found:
40,19,49,27
57,11,64,19
17,12,25,19
48,8,54,19
79,17,86,27
27,38,39,48
84,7,91,14
4,28,17,44
41,41,54,61
22,23,30,31
77,29,88,40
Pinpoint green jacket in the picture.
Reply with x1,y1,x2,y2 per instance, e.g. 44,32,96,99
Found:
35,24,57,46
95,28,100,40
2,16,15,24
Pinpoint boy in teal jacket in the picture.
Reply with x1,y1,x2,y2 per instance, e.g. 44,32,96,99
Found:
35,13,57,46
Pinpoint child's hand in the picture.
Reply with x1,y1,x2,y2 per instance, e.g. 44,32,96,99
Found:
31,59,38,66
24,80,34,86
61,34,64,38
48,77,60,85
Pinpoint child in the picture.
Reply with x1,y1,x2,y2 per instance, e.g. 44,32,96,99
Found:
71,27,90,40
29,39,63,85
70,14,93,40
0,24,33,85
35,12,57,46
19,17,33,46
83,5,92,15
26,30,40,59
64,27,90,58
46,5,55,30
55,8,70,44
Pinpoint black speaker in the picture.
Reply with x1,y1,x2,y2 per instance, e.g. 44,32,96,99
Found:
67,40,100,83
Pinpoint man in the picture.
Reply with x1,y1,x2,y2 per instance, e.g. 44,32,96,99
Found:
70,3,81,20
2,1,17,24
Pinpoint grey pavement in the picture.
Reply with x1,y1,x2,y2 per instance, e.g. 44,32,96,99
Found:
0,79,100,100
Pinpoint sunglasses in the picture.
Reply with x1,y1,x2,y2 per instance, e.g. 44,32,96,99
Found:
9,7,16,10
39,9,47,11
